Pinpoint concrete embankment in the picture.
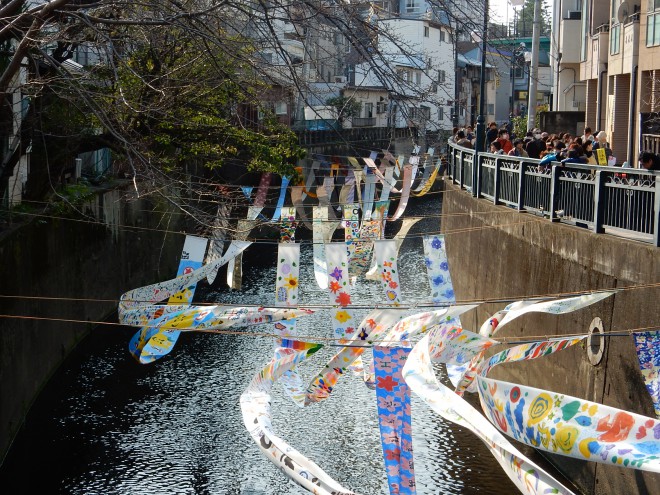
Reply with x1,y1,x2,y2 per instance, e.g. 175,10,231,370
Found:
0,189,182,461
440,179,660,495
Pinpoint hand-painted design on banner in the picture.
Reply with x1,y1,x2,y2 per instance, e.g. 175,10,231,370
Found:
324,243,357,342
129,235,207,364
402,333,575,495
312,206,339,290
343,204,360,265
279,206,297,243
634,332,660,418
240,340,359,495
477,376,660,472
269,175,290,222
374,346,416,495
374,240,402,305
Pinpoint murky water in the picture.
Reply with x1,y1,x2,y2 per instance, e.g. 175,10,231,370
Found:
0,195,525,494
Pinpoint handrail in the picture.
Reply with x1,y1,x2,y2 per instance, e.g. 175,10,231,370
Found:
446,142,660,246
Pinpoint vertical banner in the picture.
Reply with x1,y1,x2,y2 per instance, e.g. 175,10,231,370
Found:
269,176,290,222
324,242,357,341
362,167,378,220
390,165,412,221
129,235,208,364
205,202,231,285
312,207,339,290
343,203,360,267
374,346,416,495
340,169,356,204
227,205,263,290
634,331,660,418
374,239,402,304
279,206,297,243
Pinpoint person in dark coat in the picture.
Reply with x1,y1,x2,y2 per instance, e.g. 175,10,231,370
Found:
640,151,660,171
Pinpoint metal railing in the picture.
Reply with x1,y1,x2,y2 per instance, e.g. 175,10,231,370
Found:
447,142,660,246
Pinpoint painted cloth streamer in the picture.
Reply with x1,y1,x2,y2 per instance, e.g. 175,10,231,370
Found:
366,217,421,281
340,169,356,204
312,206,339,290
412,159,441,197
350,220,382,280
317,176,337,219
120,240,251,317
301,160,319,200
423,234,465,387
204,202,231,285
305,308,405,405
291,186,312,230
362,167,378,220
269,176,291,222
634,331,660,417
279,206,297,243
477,376,660,473
402,333,575,495
343,203,360,267
129,235,207,364
273,241,306,405
374,239,403,305
325,243,357,341
227,206,263,290
390,165,412,221
240,341,359,495
374,346,416,495
411,157,435,193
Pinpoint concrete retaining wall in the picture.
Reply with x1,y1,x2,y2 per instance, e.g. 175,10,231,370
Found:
0,188,182,460
440,179,660,495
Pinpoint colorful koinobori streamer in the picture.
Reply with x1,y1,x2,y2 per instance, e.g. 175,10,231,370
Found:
324,242,357,341
634,332,660,417
239,340,360,495
120,241,315,363
374,346,416,495
362,167,378,220
269,175,291,222
410,156,435,193
343,203,360,267
208,169,268,285
390,164,412,221
227,205,263,290
422,234,466,387
402,331,576,495
128,235,207,364
204,202,231,285
365,216,421,281
312,206,339,290
477,376,660,472
411,158,441,197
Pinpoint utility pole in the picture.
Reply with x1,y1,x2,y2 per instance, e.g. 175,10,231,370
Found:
526,0,541,131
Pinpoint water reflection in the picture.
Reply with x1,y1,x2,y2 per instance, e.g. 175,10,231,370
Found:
0,195,520,494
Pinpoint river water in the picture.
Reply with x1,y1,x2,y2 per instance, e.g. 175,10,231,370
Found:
0,195,526,494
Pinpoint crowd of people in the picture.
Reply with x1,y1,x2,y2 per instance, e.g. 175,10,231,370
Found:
449,123,660,171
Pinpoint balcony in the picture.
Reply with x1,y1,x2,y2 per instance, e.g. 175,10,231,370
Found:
350,117,376,127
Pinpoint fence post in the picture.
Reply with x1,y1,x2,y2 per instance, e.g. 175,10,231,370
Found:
593,169,606,234
459,150,465,189
549,164,562,222
472,152,479,197
493,157,501,205
654,175,660,247
517,161,526,210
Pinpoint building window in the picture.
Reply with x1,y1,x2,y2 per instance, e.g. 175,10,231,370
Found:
437,69,446,83
376,101,387,114
424,26,430,37
274,102,288,115
416,71,422,84
431,82,438,93
440,30,445,42
487,103,494,115
438,107,444,120
420,106,431,119
364,102,374,118
648,12,660,46
406,0,419,13
610,24,621,54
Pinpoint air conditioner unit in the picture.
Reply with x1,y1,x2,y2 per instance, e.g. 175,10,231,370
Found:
566,10,581,20
334,76,347,83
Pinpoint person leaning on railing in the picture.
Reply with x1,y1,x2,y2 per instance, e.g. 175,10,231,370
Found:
640,151,660,171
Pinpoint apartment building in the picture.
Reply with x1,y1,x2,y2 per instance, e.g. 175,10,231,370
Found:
558,0,660,164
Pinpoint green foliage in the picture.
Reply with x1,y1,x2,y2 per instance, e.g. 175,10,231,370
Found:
512,115,528,138
52,183,96,215
515,0,552,37
326,96,362,124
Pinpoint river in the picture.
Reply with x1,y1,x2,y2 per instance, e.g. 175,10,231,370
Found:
0,194,526,494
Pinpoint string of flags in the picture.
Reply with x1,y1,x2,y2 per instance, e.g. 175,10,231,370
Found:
117,158,660,494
